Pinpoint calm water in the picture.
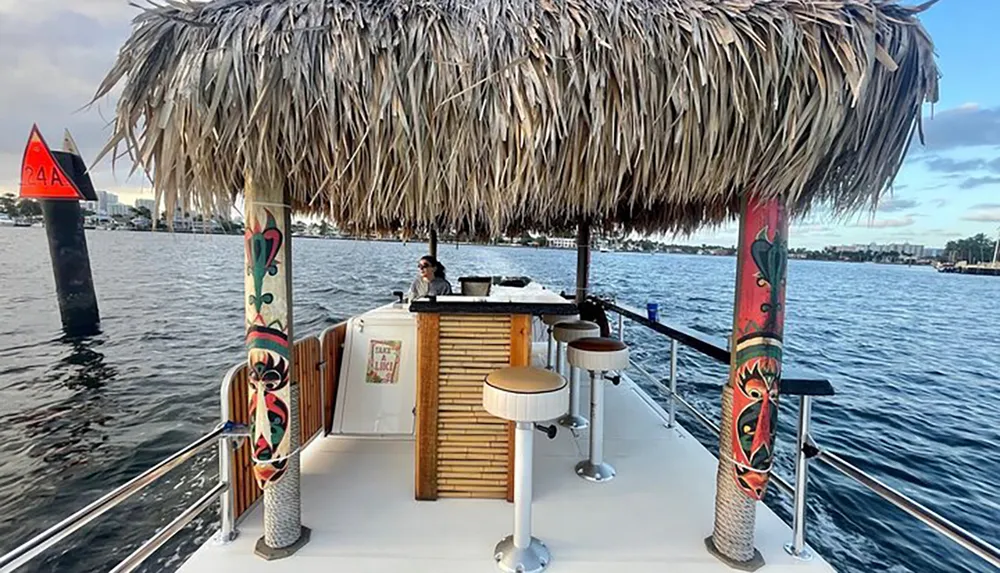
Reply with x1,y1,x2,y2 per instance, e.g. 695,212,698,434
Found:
0,228,997,573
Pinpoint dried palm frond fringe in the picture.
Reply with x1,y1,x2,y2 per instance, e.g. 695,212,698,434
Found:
92,0,939,238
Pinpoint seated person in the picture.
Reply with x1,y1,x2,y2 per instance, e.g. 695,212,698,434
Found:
407,255,453,300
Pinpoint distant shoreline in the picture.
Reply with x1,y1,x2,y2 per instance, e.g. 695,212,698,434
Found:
0,225,948,268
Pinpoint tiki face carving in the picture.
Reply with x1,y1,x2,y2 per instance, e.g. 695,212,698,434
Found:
244,208,293,489
732,340,781,499
249,377,290,484
729,199,788,501
247,336,290,392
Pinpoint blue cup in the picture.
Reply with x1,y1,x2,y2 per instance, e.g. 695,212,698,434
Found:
646,302,659,322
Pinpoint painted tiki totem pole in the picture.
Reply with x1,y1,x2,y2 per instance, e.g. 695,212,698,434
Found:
244,181,309,557
707,196,788,569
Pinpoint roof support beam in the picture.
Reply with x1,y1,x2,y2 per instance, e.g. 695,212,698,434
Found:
575,221,591,304
706,195,788,571
243,179,311,559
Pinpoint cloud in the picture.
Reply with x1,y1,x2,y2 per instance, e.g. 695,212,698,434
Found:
970,203,1000,209
928,198,949,208
850,215,916,229
0,1,132,24
962,208,1000,222
921,156,1000,175
877,198,919,213
790,224,838,236
926,229,965,239
958,176,1000,190
923,157,987,173
0,6,134,188
913,105,1000,152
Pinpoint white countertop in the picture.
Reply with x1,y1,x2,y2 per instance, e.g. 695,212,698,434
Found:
429,283,572,305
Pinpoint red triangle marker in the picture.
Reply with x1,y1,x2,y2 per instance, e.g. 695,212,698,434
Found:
20,124,83,200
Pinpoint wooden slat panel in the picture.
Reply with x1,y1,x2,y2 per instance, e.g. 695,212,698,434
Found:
415,314,440,500
295,337,323,444
296,339,308,443
321,322,347,434
226,364,262,521
507,314,532,502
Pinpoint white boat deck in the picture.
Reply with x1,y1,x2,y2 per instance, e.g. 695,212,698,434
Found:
179,357,833,573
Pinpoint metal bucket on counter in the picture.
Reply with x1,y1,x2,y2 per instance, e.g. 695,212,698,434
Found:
459,276,492,296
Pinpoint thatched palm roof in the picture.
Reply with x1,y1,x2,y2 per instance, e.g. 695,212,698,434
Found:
93,0,939,237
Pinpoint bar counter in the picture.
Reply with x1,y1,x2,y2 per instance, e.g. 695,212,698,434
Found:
409,280,576,501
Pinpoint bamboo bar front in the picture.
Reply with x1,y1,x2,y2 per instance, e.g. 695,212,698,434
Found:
415,313,533,501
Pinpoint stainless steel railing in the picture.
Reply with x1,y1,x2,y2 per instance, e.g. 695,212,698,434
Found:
609,305,1000,570
0,328,328,573
0,427,225,573
217,361,247,544
0,419,249,573
816,449,1000,569
627,359,794,499
108,482,228,573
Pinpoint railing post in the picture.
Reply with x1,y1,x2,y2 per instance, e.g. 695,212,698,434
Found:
319,352,327,437
785,395,813,560
216,436,238,544
215,363,243,545
667,339,678,428
617,311,624,341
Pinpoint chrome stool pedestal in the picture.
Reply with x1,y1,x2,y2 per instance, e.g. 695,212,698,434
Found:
541,314,577,371
494,421,552,573
551,320,599,431
483,366,568,573
567,337,629,483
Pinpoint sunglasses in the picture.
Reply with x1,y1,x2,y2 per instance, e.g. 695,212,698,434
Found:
418,262,431,269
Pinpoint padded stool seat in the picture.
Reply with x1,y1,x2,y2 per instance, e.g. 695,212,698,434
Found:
483,367,567,573
542,313,578,326
567,337,629,372
551,320,599,431
540,314,579,371
567,337,630,483
484,367,568,423
552,320,600,343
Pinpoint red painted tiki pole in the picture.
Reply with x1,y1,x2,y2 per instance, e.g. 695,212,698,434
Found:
706,195,788,570
244,180,310,558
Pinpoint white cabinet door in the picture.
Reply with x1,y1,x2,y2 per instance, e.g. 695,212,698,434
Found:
334,309,417,436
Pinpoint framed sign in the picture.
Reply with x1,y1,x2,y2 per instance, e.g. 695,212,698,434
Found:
366,339,402,384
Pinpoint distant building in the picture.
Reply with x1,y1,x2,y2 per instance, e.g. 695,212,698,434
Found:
109,203,132,217
96,190,120,215
832,242,927,257
547,237,576,249
192,219,223,233
135,198,156,212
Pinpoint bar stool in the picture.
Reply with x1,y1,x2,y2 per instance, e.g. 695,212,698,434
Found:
483,366,568,573
552,320,599,430
567,337,629,482
541,313,577,370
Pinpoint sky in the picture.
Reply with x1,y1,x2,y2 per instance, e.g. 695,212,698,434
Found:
0,1,998,249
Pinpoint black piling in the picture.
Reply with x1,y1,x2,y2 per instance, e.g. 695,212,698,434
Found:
41,199,100,336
